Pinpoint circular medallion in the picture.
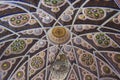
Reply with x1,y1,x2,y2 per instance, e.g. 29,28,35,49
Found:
93,33,111,47
74,37,82,45
1,61,11,70
11,39,26,53
33,28,43,36
64,45,72,52
114,54,120,63
9,14,30,27
80,54,94,66
48,26,70,44
83,8,106,20
50,46,58,54
102,66,111,74
31,56,44,69
42,0,66,8
52,27,66,38
42,16,53,24
85,75,92,80
61,14,72,22
16,71,24,79
74,25,83,32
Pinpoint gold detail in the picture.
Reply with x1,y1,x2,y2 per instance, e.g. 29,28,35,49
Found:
52,27,66,38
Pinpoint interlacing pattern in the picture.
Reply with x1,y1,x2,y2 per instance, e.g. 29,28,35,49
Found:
0,0,120,80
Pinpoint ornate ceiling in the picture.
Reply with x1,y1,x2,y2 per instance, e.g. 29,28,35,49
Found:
0,0,120,80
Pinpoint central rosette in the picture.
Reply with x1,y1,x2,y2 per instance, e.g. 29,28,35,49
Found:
48,26,70,45
52,27,66,38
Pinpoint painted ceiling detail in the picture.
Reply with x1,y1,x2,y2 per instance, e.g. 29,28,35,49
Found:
0,0,120,80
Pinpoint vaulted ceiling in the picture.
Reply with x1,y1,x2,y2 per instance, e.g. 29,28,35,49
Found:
0,0,120,80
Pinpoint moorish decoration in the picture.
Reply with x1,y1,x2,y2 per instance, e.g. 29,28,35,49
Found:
0,0,120,80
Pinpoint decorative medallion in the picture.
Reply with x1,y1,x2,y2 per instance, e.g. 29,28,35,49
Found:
48,26,70,44
10,39,26,53
93,33,111,47
30,56,44,69
9,14,30,27
83,8,106,20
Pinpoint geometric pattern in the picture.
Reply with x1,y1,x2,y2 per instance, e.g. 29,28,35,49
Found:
0,0,120,80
